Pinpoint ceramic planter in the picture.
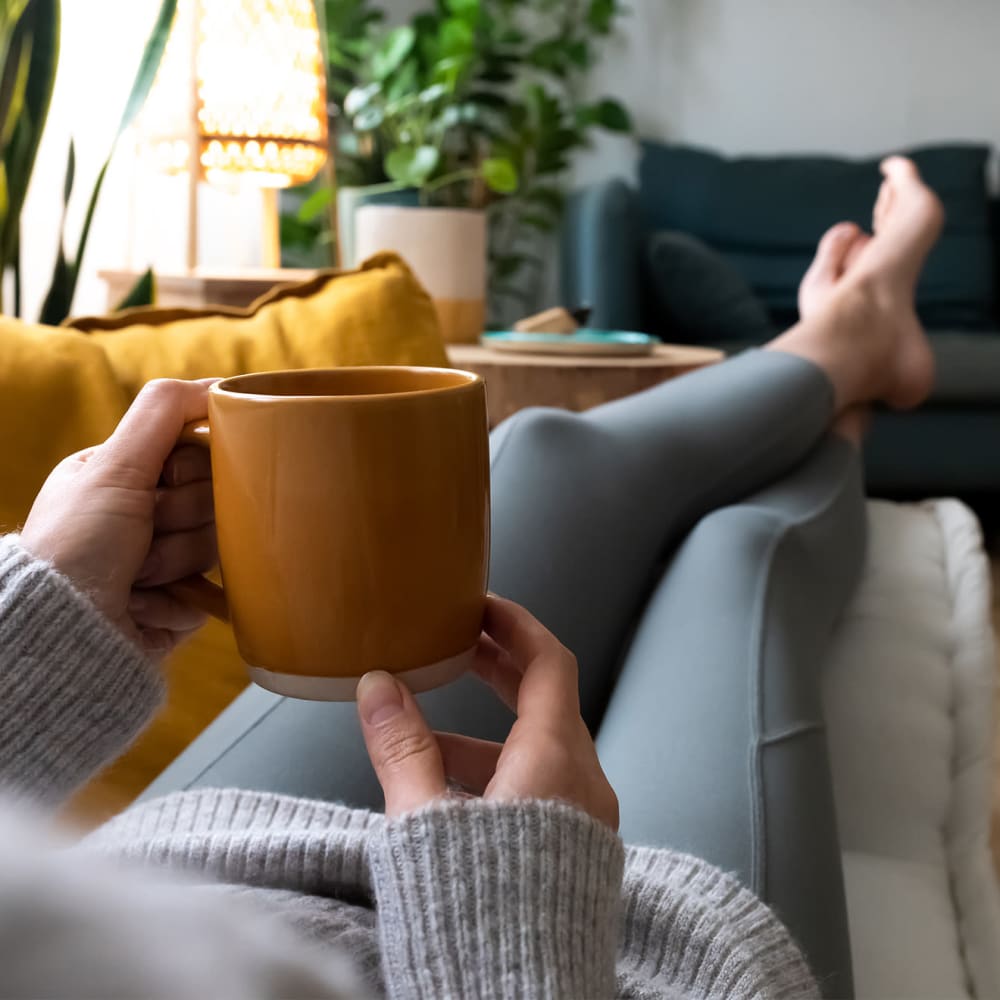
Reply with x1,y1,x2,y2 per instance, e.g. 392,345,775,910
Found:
354,204,486,344
336,186,419,270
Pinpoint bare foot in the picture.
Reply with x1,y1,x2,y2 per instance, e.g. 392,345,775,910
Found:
778,157,942,410
843,157,942,408
798,222,867,319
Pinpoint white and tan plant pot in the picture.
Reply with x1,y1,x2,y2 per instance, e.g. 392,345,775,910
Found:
354,205,486,344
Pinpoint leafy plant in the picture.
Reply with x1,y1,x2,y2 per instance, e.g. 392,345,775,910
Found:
293,0,631,322
0,0,175,322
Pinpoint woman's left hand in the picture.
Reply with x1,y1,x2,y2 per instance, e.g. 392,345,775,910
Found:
19,378,218,659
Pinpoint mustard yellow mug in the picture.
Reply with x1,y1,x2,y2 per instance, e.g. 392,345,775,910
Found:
170,366,490,700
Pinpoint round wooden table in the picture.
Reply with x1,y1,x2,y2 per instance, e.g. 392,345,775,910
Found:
446,343,725,427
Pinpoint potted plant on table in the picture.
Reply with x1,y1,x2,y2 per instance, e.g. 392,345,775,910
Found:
295,0,631,341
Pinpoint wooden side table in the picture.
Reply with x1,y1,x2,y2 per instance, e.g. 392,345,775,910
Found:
446,343,725,427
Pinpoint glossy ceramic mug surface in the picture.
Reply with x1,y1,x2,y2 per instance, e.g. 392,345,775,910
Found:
178,367,490,700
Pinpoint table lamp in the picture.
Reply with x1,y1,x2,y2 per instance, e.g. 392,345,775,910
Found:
139,0,328,269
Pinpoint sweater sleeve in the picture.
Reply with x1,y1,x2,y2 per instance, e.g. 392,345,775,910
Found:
0,804,364,999
0,535,165,805
370,798,625,1000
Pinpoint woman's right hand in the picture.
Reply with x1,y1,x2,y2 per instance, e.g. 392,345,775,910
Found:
356,595,619,831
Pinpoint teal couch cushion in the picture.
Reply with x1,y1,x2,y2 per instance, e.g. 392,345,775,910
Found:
644,230,777,344
638,142,996,330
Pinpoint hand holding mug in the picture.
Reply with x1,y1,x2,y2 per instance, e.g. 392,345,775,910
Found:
19,379,218,658
358,594,620,831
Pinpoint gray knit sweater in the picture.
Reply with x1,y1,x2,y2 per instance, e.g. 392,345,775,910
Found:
0,536,819,999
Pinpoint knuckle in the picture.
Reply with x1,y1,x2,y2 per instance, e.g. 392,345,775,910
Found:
376,726,436,771
139,378,184,402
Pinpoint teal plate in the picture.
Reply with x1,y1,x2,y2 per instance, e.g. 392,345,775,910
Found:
482,328,658,356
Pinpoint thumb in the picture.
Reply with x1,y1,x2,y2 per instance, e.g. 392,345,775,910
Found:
357,671,447,816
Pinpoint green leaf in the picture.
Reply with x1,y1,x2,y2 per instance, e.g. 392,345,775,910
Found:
384,145,440,186
1,0,58,294
38,0,175,323
114,267,155,310
353,105,385,131
344,82,380,116
37,243,71,325
446,0,479,17
419,83,448,105
567,39,590,68
0,28,30,147
527,38,566,73
384,59,418,103
587,0,617,33
372,26,415,80
493,253,523,279
481,156,518,193
115,0,177,136
61,138,74,204
438,17,474,56
430,55,468,91
297,185,333,223
577,97,631,132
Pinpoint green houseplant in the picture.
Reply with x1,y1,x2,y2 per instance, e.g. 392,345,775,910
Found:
0,0,175,322
290,0,630,329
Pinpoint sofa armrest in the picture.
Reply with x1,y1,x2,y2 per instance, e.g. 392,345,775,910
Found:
560,179,643,332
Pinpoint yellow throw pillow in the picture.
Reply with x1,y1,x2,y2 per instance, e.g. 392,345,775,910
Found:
0,323,130,532
1,252,447,532
67,252,448,397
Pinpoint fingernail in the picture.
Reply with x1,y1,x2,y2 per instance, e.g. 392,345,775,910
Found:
357,670,403,725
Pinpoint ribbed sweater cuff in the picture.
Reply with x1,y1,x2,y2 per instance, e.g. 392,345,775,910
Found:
0,536,165,805
372,798,624,1000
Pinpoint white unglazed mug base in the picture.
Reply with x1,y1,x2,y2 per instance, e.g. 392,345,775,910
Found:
247,646,475,701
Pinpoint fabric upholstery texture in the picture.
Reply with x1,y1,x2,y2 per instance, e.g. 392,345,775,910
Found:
823,499,1000,999
638,142,996,329
0,253,447,533
644,229,777,343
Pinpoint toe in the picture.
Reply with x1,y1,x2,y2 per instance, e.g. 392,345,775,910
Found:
810,222,860,278
843,231,872,271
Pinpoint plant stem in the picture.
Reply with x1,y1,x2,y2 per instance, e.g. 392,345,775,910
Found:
420,166,478,203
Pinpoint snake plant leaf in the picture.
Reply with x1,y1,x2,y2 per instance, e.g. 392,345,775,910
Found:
0,27,31,148
39,0,176,323
114,267,154,311
37,240,70,325
0,0,58,302
114,0,177,138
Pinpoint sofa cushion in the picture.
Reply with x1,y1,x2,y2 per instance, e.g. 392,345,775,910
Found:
638,142,996,330
644,230,777,344
67,253,447,398
823,499,1000,999
0,253,447,533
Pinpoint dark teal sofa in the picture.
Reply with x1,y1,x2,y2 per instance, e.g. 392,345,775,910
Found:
561,142,1000,496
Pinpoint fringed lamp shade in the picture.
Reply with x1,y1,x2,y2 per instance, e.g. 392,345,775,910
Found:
139,0,328,266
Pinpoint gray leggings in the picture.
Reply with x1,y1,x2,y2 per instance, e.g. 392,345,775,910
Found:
143,349,864,998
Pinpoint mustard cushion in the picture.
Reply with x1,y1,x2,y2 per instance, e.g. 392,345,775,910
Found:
0,324,130,532
66,253,448,396
1,253,447,532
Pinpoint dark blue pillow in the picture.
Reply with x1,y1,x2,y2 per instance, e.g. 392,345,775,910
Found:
639,142,996,330
645,230,777,345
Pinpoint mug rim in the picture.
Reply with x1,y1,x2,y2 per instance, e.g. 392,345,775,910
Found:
212,366,483,402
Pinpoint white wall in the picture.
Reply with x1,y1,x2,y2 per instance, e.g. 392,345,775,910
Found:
574,0,1000,188
21,0,262,322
